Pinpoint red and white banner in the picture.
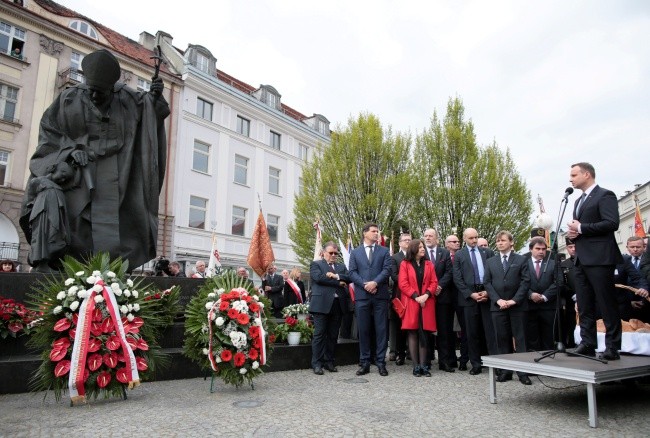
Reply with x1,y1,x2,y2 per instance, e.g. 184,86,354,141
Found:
285,279,303,304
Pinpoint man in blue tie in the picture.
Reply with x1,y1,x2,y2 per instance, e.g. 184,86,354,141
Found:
349,223,393,376
452,227,498,374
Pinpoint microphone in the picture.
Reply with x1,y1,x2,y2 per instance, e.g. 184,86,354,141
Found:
562,187,574,200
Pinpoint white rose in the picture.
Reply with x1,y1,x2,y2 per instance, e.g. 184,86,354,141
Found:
68,286,78,294
107,271,116,278
215,317,225,327
133,303,140,312
53,306,62,315
123,289,131,297
217,288,225,295
86,276,96,284
77,289,87,299
132,290,138,298
93,284,103,293
94,295,104,303
252,361,259,370
75,271,85,277
202,348,209,355
240,368,247,375
111,283,120,291
127,304,133,312
56,291,66,300
254,318,262,326
67,289,76,297
92,270,101,277
126,279,133,287
113,289,123,296
127,313,134,322
253,295,260,301
69,301,79,311
258,302,264,308
207,292,216,299
216,356,222,363
120,305,128,315
64,278,75,286
205,302,214,310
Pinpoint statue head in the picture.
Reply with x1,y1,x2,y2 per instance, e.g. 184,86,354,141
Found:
81,49,121,104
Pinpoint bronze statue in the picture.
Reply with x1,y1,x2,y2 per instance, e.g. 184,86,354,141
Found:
20,49,169,272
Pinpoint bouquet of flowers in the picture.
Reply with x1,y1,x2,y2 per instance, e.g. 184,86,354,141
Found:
273,315,314,344
184,271,271,388
281,303,310,318
0,296,42,339
27,253,178,403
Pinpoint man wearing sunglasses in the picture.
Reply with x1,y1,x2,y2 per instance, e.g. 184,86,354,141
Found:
309,242,351,375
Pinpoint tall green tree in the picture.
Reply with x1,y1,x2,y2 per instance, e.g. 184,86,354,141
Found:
289,113,413,266
410,97,532,248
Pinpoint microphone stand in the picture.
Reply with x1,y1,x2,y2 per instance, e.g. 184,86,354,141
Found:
535,192,607,364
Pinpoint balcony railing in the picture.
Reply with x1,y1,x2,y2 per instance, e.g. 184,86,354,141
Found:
0,242,19,261
57,67,85,89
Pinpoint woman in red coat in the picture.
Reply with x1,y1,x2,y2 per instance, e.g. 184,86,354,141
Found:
398,239,438,376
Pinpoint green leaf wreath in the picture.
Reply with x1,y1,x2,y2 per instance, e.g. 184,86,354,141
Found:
183,270,273,388
26,253,180,402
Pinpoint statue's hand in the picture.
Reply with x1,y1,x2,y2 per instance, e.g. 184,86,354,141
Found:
150,78,164,97
71,150,89,166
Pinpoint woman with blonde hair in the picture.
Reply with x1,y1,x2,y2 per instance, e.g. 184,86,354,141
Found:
284,267,306,305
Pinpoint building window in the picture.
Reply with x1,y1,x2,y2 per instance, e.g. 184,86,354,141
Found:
317,120,329,135
189,196,208,229
195,52,209,74
237,115,250,137
196,97,213,121
270,131,281,150
69,20,98,39
137,77,151,92
232,206,247,236
0,150,9,186
71,52,85,83
298,144,308,161
267,93,278,109
269,167,280,195
267,214,279,242
192,140,210,174
0,83,18,123
0,21,25,56
234,155,248,185
298,177,304,195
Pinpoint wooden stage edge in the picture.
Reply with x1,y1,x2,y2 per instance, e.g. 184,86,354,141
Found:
481,351,650,428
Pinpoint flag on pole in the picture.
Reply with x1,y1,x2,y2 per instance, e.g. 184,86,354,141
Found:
313,218,322,261
634,195,646,237
389,231,394,257
247,210,275,276
207,232,222,277
338,239,350,269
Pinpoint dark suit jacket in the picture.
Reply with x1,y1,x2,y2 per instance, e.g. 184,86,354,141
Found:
425,246,454,304
528,257,559,310
638,250,650,286
391,250,407,299
309,259,350,314
560,256,576,301
453,245,490,307
485,252,530,312
349,243,392,300
573,185,624,266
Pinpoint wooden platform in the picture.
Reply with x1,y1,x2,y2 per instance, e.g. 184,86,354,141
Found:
482,351,650,428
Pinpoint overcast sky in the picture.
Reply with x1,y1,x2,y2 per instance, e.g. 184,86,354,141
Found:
62,0,650,236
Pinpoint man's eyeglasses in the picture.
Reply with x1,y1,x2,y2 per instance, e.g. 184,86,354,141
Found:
448,240,459,243
326,251,339,255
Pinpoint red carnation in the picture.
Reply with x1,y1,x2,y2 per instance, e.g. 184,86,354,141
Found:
219,301,230,311
234,352,246,367
285,316,297,327
227,308,239,320
87,353,103,371
154,293,162,299
244,296,252,303
252,337,261,349
249,326,260,338
269,334,276,344
96,370,111,388
248,348,259,360
249,302,260,313
220,349,233,362
8,321,23,333
237,313,250,325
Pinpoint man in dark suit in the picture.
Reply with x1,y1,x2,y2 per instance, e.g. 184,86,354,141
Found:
611,236,649,321
349,222,393,376
423,228,455,372
484,230,531,385
453,227,498,375
526,237,560,351
262,264,285,318
446,234,469,370
309,242,351,375
389,232,411,365
560,238,578,348
567,162,624,360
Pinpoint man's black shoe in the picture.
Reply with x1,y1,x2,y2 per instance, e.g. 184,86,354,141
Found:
395,357,405,366
496,373,512,382
519,375,532,385
378,366,389,376
458,363,468,371
568,343,596,357
439,364,456,373
313,367,324,375
323,363,338,372
469,367,482,375
600,348,620,360
356,366,370,376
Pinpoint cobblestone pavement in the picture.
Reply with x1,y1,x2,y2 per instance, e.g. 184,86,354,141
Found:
1,362,649,437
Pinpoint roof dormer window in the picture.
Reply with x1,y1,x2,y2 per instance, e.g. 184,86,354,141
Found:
69,20,98,40
252,85,281,110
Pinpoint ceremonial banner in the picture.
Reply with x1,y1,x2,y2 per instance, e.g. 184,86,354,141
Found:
247,211,275,276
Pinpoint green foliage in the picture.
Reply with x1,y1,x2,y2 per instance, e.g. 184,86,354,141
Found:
289,113,413,265
410,97,532,248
